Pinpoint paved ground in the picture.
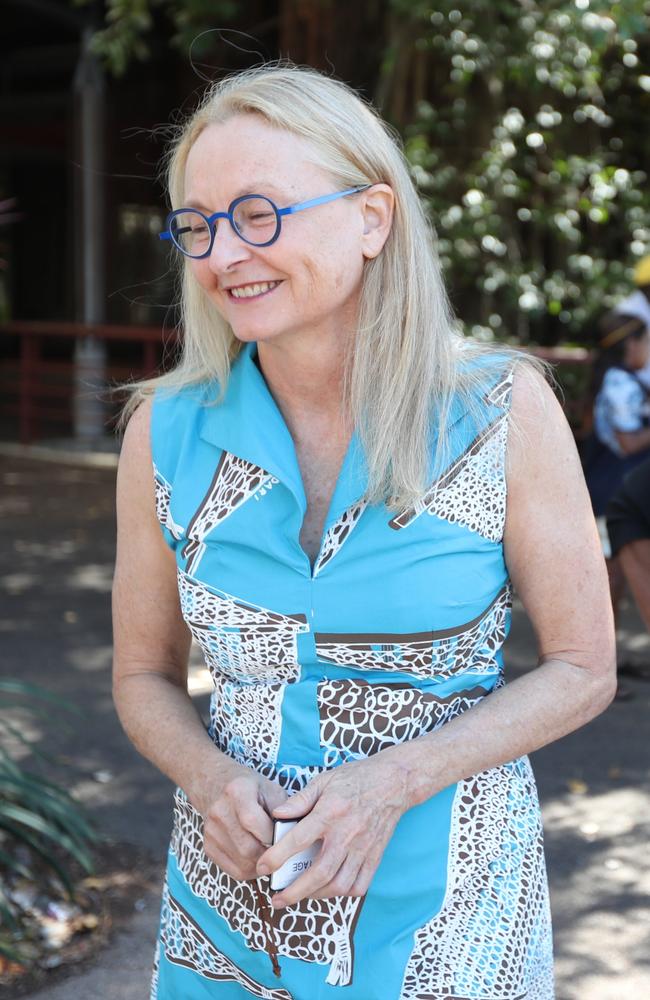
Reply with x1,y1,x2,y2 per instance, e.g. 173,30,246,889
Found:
1,448,649,1000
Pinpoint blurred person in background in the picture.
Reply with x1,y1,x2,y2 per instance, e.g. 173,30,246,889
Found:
582,311,650,696
614,255,650,388
606,457,650,682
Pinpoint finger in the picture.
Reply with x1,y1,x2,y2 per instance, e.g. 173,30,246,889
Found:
203,839,256,881
256,812,324,876
236,798,276,848
347,858,377,898
308,853,365,900
259,780,289,816
347,839,387,897
270,842,347,909
271,779,321,820
208,825,267,864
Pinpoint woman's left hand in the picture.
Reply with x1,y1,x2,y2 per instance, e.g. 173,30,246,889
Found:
255,752,412,908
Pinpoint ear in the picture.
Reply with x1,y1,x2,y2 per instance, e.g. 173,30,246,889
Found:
360,184,394,260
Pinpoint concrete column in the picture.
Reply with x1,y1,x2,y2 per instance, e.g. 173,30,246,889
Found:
72,25,107,441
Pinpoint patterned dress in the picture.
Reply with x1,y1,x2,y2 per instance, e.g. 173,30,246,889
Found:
149,340,554,999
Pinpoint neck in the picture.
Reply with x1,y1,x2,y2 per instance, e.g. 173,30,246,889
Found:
253,331,353,445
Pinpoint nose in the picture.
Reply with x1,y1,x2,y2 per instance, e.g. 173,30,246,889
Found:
206,220,253,276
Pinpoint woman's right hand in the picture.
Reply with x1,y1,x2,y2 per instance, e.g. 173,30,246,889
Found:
199,763,289,881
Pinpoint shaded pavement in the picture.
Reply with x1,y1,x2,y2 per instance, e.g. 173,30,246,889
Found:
1,449,649,999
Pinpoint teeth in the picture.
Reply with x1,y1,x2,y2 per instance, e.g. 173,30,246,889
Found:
230,281,279,299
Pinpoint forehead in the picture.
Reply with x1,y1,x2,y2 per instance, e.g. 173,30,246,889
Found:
183,114,327,205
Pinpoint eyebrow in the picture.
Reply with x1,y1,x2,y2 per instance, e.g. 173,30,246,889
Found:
184,182,291,211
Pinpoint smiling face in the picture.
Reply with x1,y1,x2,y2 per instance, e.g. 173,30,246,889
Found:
182,114,375,349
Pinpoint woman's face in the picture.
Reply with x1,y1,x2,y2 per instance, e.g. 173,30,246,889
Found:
182,114,391,348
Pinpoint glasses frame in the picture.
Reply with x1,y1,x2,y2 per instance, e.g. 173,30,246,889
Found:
158,184,371,257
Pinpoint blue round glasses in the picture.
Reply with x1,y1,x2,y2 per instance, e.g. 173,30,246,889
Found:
158,185,371,258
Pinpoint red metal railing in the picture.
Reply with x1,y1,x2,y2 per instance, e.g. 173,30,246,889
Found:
0,321,593,446
0,321,181,444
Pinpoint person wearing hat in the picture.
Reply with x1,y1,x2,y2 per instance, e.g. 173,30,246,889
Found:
582,311,650,696
584,310,650,519
614,255,650,387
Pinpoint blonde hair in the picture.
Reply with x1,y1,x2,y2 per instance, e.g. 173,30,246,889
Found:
121,61,543,510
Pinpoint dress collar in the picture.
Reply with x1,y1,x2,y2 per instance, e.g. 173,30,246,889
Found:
198,340,369,516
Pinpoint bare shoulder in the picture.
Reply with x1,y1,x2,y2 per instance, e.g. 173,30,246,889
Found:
116,397,155,514
506,361,580,490
508,361,568,436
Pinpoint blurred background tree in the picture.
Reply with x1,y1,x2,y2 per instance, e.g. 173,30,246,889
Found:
74,0,650,348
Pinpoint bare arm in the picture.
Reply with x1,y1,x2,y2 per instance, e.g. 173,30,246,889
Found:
112,399,235,812
259,365,617,906
112,400,287,871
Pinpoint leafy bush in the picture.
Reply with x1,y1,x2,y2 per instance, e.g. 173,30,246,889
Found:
387,0,650,343
0,680,97,965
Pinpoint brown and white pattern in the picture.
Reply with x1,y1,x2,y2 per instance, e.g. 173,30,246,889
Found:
182,451,277,573
255,758,327,795
177,570,309,685
170,789,364,987
313,501,368,576
153,464,184,541
399,757,553,1000
389,413,509,541
158,882,294,999
484,368,515,410
149,939,160,999
210,673,286,767
315,586,510,681
318,679,489,760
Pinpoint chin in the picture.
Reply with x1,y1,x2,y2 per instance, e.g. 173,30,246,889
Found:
232,327,293,346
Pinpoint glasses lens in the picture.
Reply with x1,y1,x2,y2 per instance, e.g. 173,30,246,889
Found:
170,211,212,256
232,197,279,245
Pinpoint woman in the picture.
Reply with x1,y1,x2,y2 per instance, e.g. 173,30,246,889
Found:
112,64,615,1000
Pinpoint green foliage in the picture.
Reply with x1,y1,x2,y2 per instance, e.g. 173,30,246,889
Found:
0,680,97,964
72,0,240,76
388,0,650,342
75,0,650,345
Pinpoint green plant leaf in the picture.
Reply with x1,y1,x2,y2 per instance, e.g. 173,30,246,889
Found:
0,804,94,874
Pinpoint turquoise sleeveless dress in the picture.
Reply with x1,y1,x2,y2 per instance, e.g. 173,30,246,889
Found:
149,340,554,1000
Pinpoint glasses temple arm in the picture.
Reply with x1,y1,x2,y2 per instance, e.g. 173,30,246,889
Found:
280,185,371,217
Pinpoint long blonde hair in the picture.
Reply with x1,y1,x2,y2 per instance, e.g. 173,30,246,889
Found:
121,61,541,510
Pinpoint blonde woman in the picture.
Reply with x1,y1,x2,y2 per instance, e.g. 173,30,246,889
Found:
112,64,615,1000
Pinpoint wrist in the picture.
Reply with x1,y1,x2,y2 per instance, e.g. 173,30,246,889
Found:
383,737,443,810
187,751,244,818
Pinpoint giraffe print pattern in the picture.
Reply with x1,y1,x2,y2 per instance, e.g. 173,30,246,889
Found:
209,673,286,768
149,939,160,999
315,586,510,681
399,757,553,1000
313,500,368,576
157,883,294,999
484,368,515,409
182,451,277,573
389,370,513,541
170,789,365,987
177,570,309,685
317,679,490,761
153,464,184,541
